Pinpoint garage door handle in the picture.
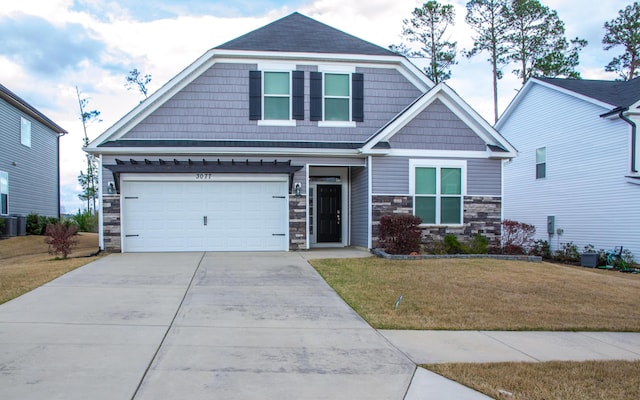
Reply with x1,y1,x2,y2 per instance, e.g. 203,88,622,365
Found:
204,216,208,226
272,234,285,236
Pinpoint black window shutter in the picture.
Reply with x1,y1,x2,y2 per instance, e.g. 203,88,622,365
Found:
352,73,364,122
292,71,304,120
249,70,262,120
310,71,323,121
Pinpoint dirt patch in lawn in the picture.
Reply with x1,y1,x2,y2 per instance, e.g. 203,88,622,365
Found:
310,257,640,331
0,233,102,304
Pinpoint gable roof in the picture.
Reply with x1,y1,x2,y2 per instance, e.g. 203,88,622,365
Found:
362,83,517,158
536,77,640,109
0,83,67,134
216,12,395,56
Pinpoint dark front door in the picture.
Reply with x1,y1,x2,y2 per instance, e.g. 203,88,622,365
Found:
317,184,342,243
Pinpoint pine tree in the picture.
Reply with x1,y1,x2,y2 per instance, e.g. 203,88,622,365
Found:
603,2,640,81
394,1,458,83
465,0,510,123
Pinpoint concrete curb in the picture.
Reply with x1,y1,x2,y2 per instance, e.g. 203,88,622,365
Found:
372,248,542,262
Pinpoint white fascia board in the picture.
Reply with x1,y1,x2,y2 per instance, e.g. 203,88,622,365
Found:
92,146,363,157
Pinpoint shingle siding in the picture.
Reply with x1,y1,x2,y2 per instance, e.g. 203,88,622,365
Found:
0,98,59,217
122,63,421,143
389,99,486,151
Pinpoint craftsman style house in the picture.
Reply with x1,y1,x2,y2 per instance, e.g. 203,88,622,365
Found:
87,13,516,252
0,84,66,229
497,77,640,257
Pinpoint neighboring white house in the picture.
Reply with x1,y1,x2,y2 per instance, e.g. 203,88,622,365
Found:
496,77,640,257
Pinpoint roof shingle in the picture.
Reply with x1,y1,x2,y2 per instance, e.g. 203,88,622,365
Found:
215,12,395,57
537,77,640,109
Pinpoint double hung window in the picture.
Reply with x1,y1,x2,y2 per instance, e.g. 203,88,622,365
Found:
536,147,546,179
324,73,350,121
263,71,291,120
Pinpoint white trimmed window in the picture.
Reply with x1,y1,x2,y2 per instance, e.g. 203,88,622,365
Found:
263,71,291,120
410,160,466,225
536,147,546,179
0,171,8,215
324,73,350,121
21,117,31,147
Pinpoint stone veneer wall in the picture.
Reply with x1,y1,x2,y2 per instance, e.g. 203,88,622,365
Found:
371,195,502,248
102,195,122,252
289,196,307,250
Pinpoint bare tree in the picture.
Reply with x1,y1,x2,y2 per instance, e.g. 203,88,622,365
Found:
125,68,152,98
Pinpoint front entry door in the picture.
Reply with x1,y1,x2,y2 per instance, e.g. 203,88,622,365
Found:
317,184,342,243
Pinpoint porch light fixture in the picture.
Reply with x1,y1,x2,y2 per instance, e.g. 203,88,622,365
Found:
107,181,115,194
294,182,301,196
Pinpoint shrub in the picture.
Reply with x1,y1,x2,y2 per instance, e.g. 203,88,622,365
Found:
501,220,536,255
27,213,59,235
466,234,489,254
44,221,79,259
553,241,580,263
530,240,551,258
443,234,464,254
72,209,98,232
378,214,422,255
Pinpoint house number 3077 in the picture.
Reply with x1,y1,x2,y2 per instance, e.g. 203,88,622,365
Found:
195,173,213,179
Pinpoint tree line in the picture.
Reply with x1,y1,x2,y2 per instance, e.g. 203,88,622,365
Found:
392,0,640,122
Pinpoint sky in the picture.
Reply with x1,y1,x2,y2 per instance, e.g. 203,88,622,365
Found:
0,0,633,213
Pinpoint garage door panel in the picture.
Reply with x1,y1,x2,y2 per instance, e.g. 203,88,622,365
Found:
121,179,288,252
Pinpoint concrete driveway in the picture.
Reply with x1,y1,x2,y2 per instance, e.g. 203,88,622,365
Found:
0,252,415,400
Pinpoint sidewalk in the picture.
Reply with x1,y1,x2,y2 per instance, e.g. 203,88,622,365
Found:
384,330,640,399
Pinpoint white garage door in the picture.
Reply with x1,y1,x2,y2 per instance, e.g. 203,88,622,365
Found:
121,177,289,252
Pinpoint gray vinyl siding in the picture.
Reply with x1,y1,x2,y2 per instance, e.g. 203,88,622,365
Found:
389,99,487,151
372,156,501,196
350,166,368,247
467,158,501,196
122,63,422,143
0,98,59,217
371,156,409,194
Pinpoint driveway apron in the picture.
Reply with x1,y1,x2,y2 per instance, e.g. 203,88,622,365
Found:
0,252,415,400
134,252,415,399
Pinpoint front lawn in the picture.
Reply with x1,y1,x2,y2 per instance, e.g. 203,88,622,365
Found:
0,233,101,304
310,257,640,331
310,257,640,399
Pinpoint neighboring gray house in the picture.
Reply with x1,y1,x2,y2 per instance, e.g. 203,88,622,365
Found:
0,84,66,225
87,12,516,253
497,77,640,257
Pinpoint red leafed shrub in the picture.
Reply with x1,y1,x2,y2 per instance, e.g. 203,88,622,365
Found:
501,219,536,255
378,214,423,255
44,222,79,259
